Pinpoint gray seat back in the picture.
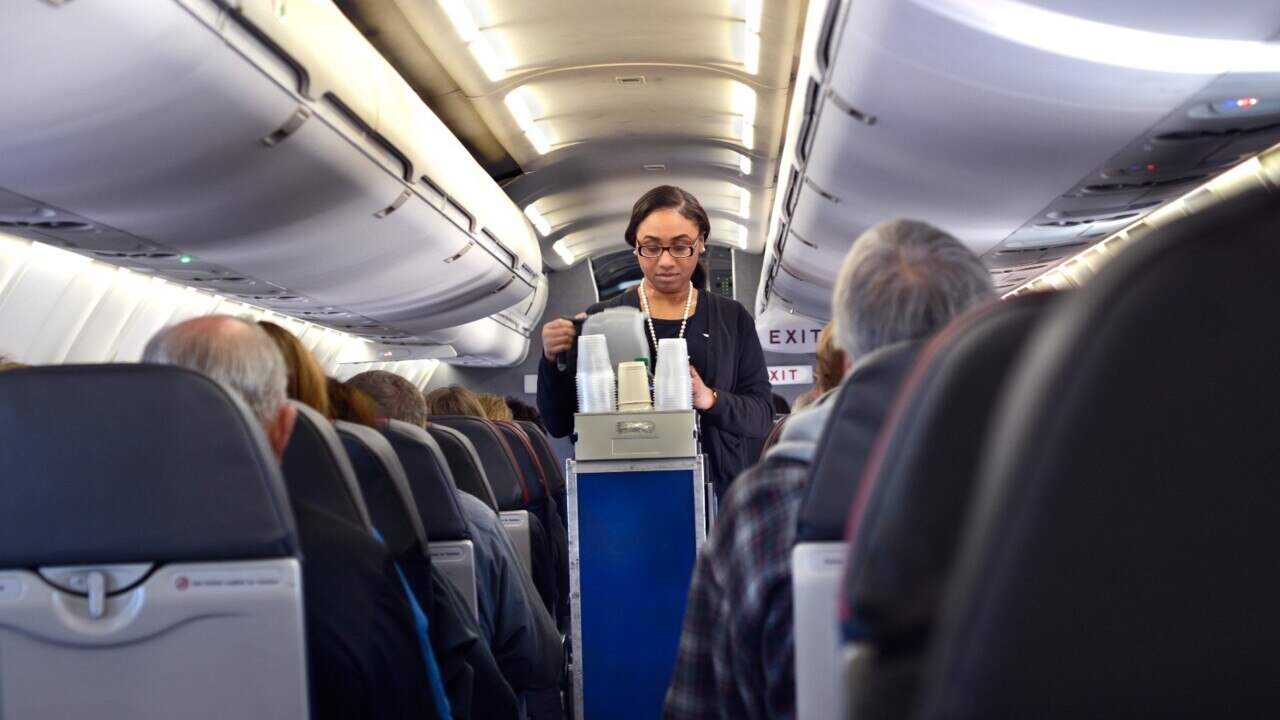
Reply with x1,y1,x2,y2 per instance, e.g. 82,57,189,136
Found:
281,401,373,532
0,364,308,720
426,422,500,511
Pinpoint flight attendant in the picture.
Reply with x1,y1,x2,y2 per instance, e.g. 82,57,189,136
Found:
537,185,774,493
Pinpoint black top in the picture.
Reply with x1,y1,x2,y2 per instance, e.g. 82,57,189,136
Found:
538,288,773,489
645,297,710,376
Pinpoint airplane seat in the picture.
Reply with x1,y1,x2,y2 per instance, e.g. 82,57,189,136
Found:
381,419,480,617
334,420,435,614
497,419,571,624
0,364,307,719
281,400,374,532
759,413,792,461
830,292,1059,720
913,185,1280,719
429,415,558,616
425,422,501,511
788,339,924,720
430,415,528,510
795,339,926,544
517,420,569,535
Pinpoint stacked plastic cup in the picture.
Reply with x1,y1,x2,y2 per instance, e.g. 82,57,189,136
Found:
653,338,693,410
575,334,616,413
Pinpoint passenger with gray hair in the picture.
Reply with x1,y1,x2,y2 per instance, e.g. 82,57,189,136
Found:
143,316,444,720
364,375,565,708
665,220,994,720
347,369,428,427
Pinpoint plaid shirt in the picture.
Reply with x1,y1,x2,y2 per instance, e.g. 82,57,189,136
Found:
663,457,811,720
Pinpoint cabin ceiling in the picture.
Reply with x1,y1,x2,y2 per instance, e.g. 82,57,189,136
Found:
341,0,809,269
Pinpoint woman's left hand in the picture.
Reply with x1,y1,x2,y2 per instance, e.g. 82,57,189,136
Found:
690,366,717,411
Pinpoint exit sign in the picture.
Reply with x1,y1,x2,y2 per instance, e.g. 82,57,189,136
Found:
767,365,813,385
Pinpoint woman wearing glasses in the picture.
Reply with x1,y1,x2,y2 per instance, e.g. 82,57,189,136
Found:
537,185,774,495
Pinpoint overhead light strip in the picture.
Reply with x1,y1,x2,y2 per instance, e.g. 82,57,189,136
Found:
552,240,575,265
743,0,762,75
505,88,552,154
439,0,507,81
524,204,552,236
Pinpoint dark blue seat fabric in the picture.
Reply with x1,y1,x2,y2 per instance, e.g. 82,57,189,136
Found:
916,186,1280,719
425,423,500,512
837,293,1058,720
794,340,925,543
336,420,435,616
282,401,373,532
380,420,470,544
0,363,297,566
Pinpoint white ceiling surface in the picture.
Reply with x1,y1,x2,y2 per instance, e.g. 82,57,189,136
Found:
759,0,1280,321
390,0,807,269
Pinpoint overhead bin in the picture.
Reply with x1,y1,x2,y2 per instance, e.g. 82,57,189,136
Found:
0,0,540,342
759,0,1280,318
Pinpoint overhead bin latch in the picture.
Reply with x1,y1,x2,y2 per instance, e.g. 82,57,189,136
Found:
262,106,312,147
374,190,413,219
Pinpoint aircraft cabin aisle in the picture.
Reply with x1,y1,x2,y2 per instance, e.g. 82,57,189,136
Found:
2,0,1280,719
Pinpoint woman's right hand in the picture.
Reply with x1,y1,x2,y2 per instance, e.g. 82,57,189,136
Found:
542,313,586,361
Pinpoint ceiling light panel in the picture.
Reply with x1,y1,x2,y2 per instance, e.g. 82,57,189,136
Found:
552,240,575,264
524,204,552,236
744,26,761,75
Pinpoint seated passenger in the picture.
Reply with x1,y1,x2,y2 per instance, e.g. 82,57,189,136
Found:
143,316,441,720
347,369,429,426
505,396,547,433
791,323,845,412
259,320,331,418
663,220,994,720
328,377,380,428
478,392,514,421
423,384,487,417
354,371,565,704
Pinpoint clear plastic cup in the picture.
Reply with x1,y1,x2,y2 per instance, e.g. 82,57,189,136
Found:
654,338,692,410
576,369,616,413
577,334,611,373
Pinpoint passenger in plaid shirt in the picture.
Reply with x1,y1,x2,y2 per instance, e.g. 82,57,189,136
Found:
663,219,995,719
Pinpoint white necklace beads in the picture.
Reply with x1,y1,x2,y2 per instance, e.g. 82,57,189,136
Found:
638,279,693,356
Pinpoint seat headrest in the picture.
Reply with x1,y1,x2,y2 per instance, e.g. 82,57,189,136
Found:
335,420,430,562
917,186,1280,719
0,364,297,567
517,420,565,494
495,420,549,504
281,401,373,532
796,340,924,542
380,420,470,542
429,415,527,510
841,293,1058,649
425,423,500,511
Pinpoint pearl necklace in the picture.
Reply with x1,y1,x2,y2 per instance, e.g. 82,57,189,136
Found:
638,279,693,360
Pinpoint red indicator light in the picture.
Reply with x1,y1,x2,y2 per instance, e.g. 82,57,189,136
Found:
1237,97,1259,108
1146,164,1156,171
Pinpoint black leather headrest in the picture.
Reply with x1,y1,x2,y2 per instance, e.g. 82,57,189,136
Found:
518,421,565,495
334,421,430,562
795,340,924,542
495,420,549,505
380,420,470,542
838,293,1056,705
0,364,297,566
281,401,373,532
429,416,527,511
917,186,1280,719
426,423,500,511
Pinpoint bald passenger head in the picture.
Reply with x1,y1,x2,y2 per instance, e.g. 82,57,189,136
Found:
143,315,297,458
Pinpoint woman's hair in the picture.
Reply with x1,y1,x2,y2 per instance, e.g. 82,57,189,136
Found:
327,378,379,428
505,396,547,432
814,322,848,394
257,321,331,417
0,354,29,373
625,185,712,289
477,393,514,422
423,385,487,418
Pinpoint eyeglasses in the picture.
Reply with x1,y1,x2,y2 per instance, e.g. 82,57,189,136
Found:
635,243,699,259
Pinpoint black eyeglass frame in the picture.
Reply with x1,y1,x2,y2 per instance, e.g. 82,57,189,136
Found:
634,237,703,259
